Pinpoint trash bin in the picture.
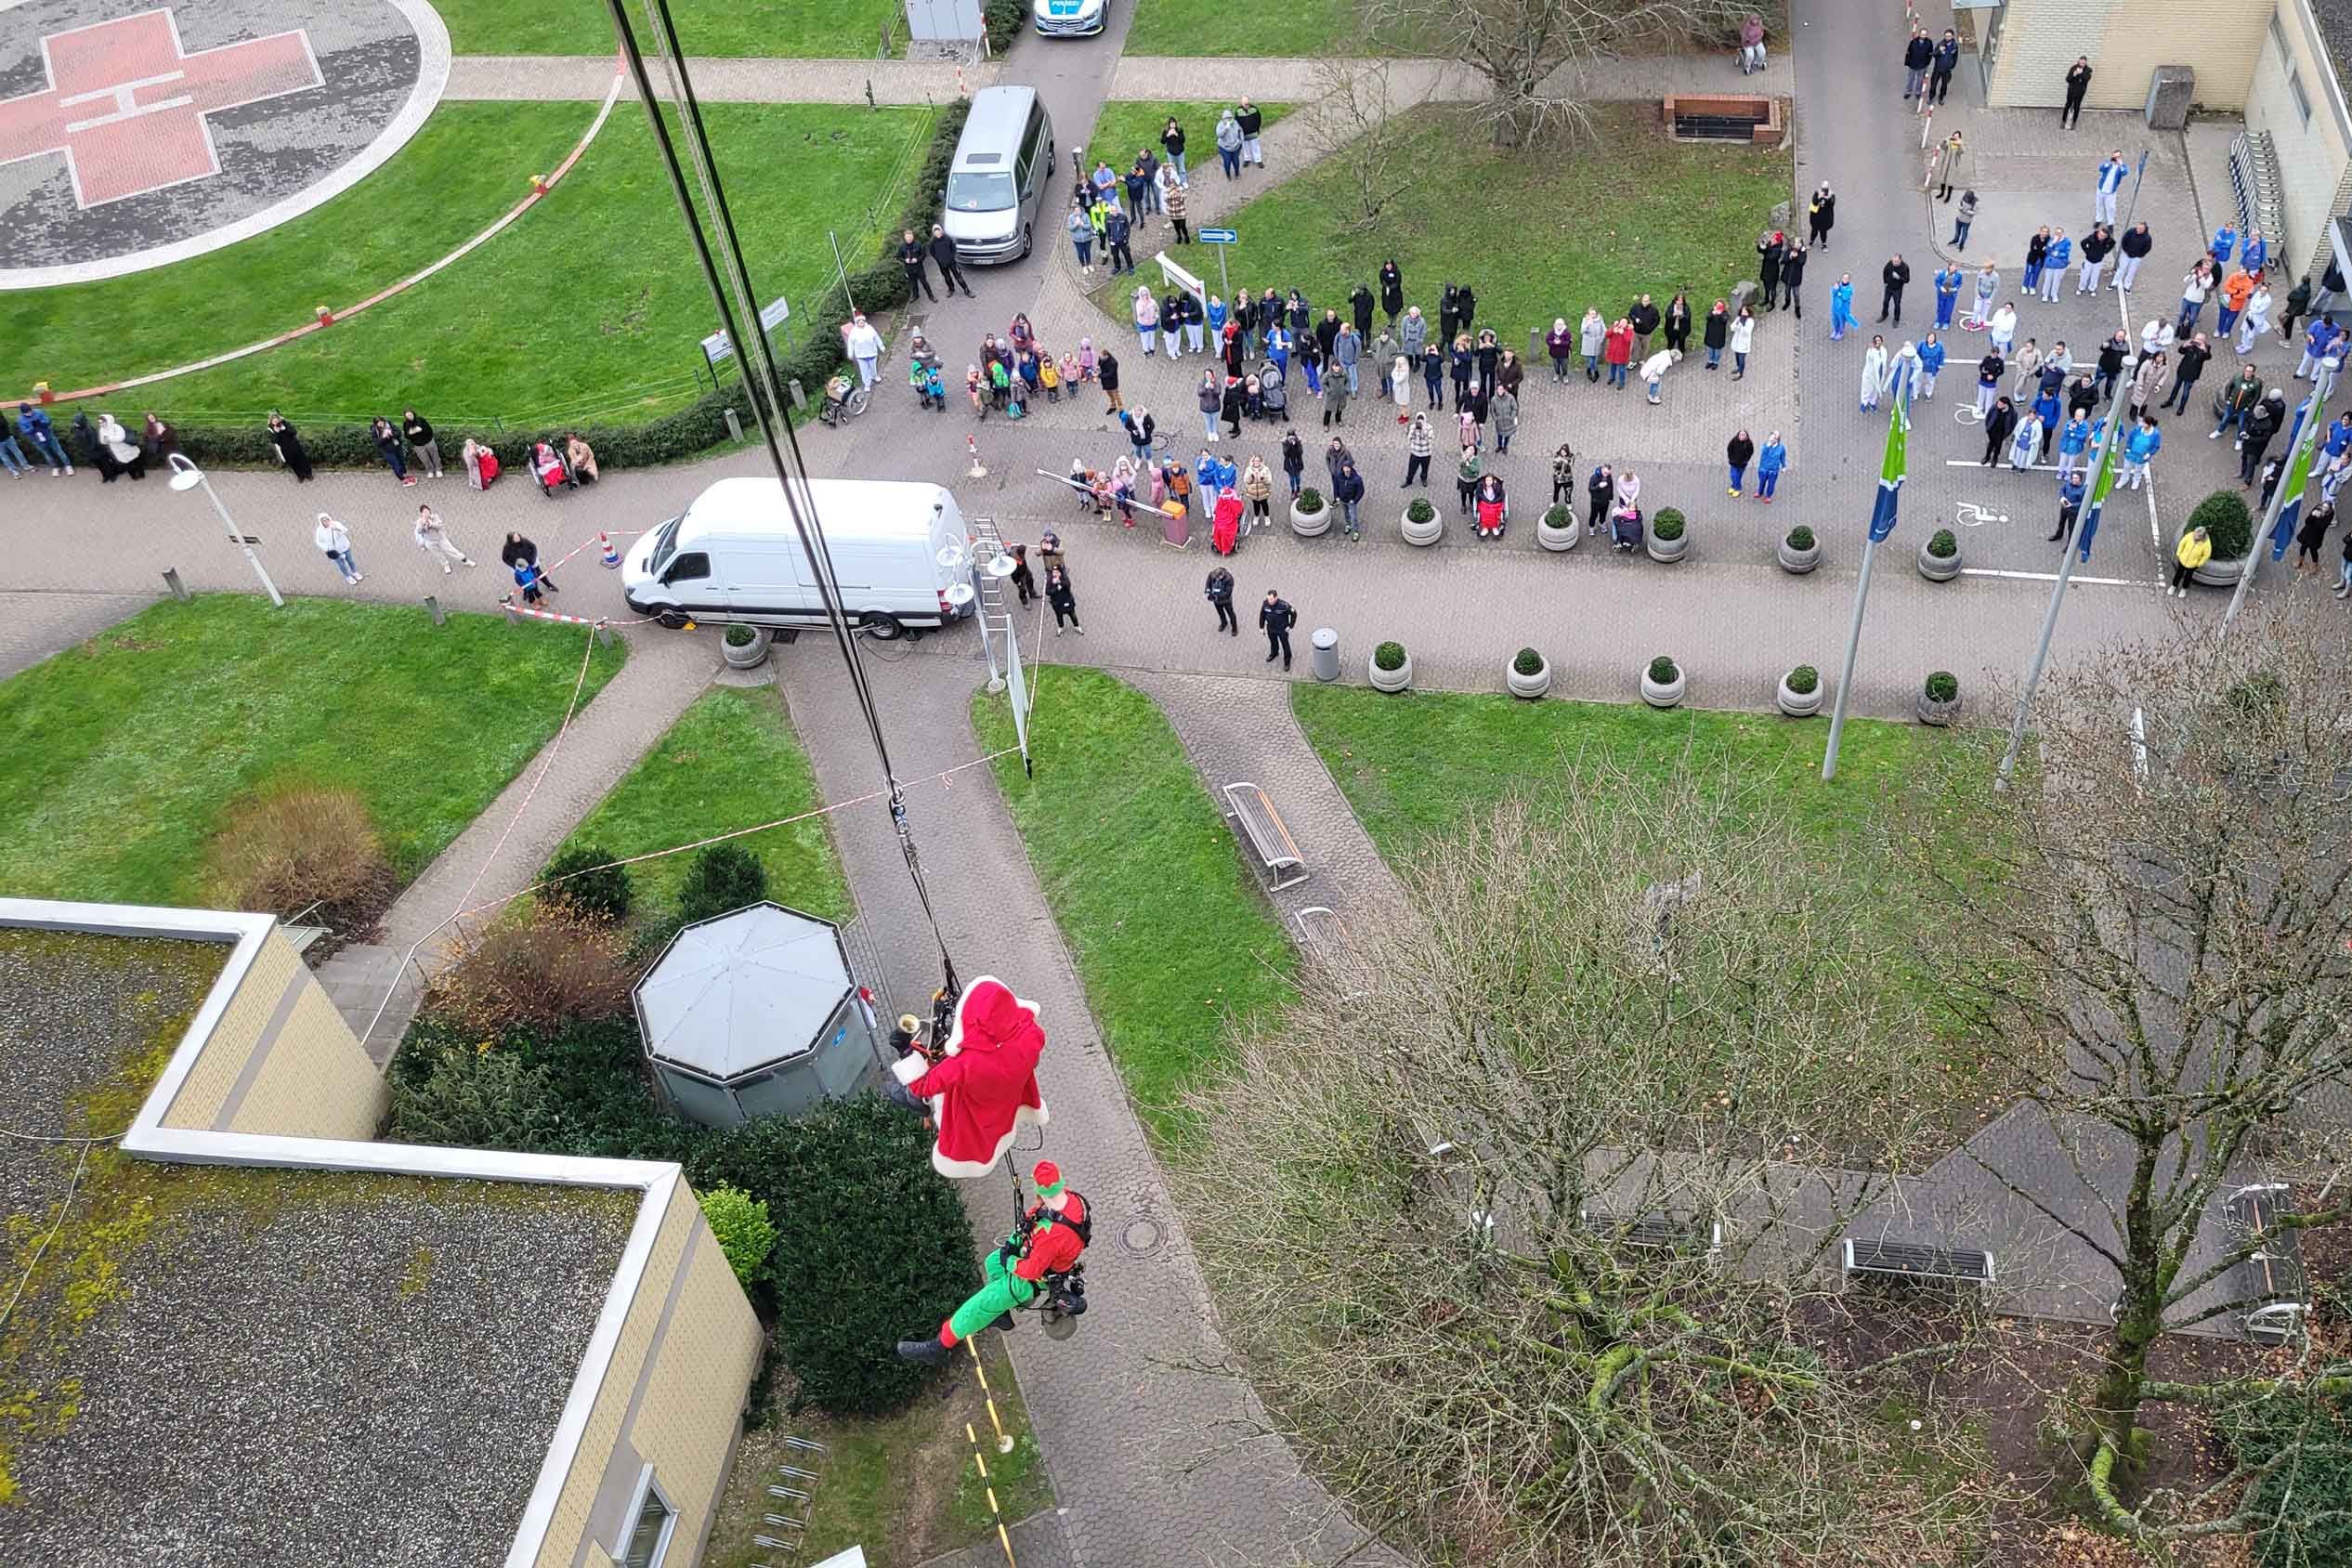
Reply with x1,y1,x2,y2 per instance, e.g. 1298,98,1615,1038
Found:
1311,627,1339,683
1162,504,1190,548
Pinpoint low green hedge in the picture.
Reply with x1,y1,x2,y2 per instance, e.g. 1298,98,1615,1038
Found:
173,98,972,472
984,0,1026,51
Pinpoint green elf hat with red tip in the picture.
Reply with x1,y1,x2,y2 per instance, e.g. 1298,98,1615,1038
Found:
1033,1160,1067,1199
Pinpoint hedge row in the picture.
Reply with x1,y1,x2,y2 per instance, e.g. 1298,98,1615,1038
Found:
984,0,1026,53
170,97,973,474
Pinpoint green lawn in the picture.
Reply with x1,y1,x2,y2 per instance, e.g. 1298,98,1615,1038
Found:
0,596,624,906
6,103,928,430
1082,100,1291,181
1122,0,1359,58
974,671,1295,1137
1292,685,1946,866
1097,103,1789,347
432,0,899,58
558,686,851,925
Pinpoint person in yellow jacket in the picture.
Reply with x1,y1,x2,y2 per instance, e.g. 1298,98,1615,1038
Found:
2170,525,2213,596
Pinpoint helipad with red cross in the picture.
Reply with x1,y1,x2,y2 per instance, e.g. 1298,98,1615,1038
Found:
0,0,449,287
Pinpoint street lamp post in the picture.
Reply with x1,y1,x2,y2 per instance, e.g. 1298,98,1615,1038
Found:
166,454,284,607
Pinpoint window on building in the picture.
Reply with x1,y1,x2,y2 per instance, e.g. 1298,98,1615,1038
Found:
2270,8,2289,59
2291,65,2315,127
621,1478,676,1568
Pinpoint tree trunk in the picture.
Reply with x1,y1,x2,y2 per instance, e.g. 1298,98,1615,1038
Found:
2087,1141,2167,1478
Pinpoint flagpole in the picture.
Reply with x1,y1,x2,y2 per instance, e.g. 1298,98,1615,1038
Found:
2223,356,2336,635
1823,360,1911,782
1996,373,2137,783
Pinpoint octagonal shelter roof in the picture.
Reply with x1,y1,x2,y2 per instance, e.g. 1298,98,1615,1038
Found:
634,902,854,1084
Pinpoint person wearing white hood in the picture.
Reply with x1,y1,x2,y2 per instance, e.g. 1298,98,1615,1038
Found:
1859,335,1889,412
845,312,883,390
314,513,360,585
1640,346,1673,405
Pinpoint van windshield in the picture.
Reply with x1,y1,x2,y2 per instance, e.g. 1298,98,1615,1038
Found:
648,516,680,574
947,169,1016,212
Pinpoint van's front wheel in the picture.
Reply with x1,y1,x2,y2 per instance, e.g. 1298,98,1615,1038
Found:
1019,223,1033,260
859,610,906,641
657,610,688,629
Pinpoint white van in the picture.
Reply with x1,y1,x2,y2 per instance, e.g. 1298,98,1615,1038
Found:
623,477,973,640
941,85,1053,264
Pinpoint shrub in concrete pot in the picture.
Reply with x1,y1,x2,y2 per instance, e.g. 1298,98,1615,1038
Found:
1369,639,1412,693
1777,524,1820,574
1777,662,1823,717
1402,495,1443,546
1918,669,1961,726
1640,654,1685,710
1648,506,1688,563
722,622,769,670
2185,490,2252,586
1917,527,1962,581
1507,646,1550,699
1537,502,1580,553
1291,486,1331,537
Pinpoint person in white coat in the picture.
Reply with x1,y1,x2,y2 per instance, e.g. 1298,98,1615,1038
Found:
2237,282,2274,354
1859,335,1889,411
314,513,361,585
845,312,884,390
1882,340,1920,426
1987,303,2018,355
1640,347,1673,404
412,505,476,572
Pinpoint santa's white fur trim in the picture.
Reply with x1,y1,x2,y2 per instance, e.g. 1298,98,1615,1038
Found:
931,1102,1050,1180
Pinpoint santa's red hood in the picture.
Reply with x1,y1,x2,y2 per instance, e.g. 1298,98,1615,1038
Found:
954,979,1037,1054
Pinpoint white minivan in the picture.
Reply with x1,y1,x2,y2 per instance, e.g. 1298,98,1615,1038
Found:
623,477,973,640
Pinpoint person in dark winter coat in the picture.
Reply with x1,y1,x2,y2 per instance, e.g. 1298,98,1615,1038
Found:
1455,284,1477,334
1587,463,1614,533
1808,183,1836,247
1379,260,1405,326
898,228,936,302
1703,301,1731,369
1664,292,1692,354
1099,349,1123,412
1757,231,1784,310
1627,294,1661,357
1438,283,1459,346
2240,391,2287,485
928,223,974,297
1280,428,1305,497
1878,255,1911,324
1980,396,2018,465
1350,282,1375,337
266,412,312,482
1779,242,1808,316
1205,566,1237,634
1259,590,1296,669
1045,565,1082,634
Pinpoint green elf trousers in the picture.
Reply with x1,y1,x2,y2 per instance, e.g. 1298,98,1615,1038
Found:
945,1246,1039,1343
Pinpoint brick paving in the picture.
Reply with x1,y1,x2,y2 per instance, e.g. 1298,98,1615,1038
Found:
0,590,155,679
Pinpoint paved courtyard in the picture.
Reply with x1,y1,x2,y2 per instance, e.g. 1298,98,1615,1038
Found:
5,0,2344,1561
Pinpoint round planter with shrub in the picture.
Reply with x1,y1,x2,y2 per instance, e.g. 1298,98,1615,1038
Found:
1506,646,1550,699
1291,487,1331,537
1402,495,1443,546
1640,654,1685,709
1917,669,1961,726
1777,524,1821,574
1369,639,1412,693
1777,663,1823,717
2184,490,2253,586
1537,503,1580,553
1917,528,1962,581
722,621,769,669
1647,507,1688,563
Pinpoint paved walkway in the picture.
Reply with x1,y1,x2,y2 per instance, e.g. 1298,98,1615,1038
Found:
0,590,156,680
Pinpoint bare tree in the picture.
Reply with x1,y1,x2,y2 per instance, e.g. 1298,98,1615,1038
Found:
1171,767,1993,1566
1300,60,1418,230
1910,605,2352,1539
1359,0,1752,147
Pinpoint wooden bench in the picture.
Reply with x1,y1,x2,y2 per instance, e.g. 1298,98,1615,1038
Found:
1223,781,1308,892
1584,1207,1723,1258
2228,1183,2308,1343
1842,1236,1995,1289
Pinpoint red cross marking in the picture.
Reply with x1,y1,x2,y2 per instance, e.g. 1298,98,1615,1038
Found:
0,9,322,209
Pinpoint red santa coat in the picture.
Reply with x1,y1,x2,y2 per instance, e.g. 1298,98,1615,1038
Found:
889,976,1048,1178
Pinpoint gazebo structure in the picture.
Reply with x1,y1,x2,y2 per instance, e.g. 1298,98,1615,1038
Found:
633,902,879,1128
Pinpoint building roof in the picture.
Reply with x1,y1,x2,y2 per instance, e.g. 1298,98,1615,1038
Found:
634,901,854,1082
0,928,640,1568
2316,0,2352,100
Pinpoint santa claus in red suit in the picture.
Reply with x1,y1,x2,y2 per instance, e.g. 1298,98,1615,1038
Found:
889,977,1048,1178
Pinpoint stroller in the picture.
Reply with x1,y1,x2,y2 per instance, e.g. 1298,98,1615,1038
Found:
1610,504,1645,553
1257,360,1287,422
528,439,573,496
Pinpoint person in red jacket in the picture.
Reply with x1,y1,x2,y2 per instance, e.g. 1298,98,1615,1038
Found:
1602,319,1635,391
889,977,1049,1178
898,1160,1091,1364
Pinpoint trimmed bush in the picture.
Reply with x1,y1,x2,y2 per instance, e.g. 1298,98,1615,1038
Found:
676,842,770,927
1543,503,1573,529
724,622,757,647
166,100,973,471
201,783,395,929
1785,525,1817,551
1406,497,1435,523
1648,655,1679,684
425,912,635,1037
1652,507,1686,542
1513,647,1546,676
385,1012,686,1160
1297,487,1326,514
1925,670,1960,702
1374,640,1407,672
686,1094,973,1414
539,843,633,924
983,0,1026,51
2187,490,2254,561
1785,664,1820,695
1927,529,1958,557
699,1183,780,1291
384,1039,566,1150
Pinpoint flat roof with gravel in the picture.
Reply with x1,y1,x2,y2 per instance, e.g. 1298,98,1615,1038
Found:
0,928,641,1568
